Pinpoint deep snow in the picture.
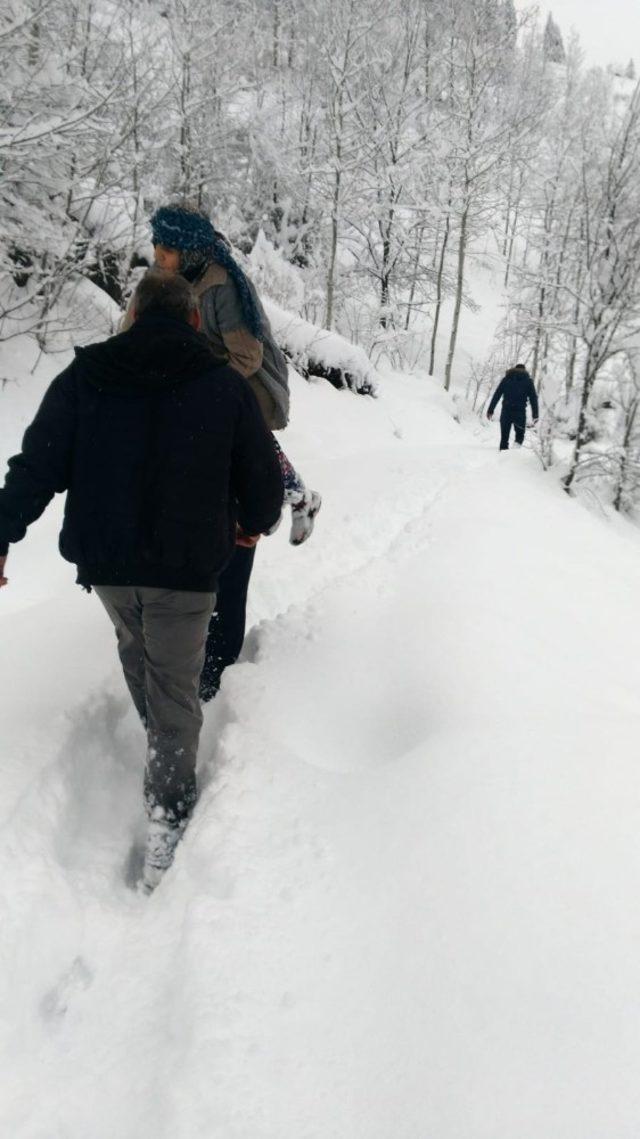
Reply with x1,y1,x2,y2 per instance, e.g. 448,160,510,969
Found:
2,336,640,1137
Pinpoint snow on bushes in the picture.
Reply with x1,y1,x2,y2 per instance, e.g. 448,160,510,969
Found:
246,231,377,396
264,298,378,397
247,230,305,314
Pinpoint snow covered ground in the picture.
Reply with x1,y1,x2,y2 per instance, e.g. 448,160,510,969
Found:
2,334,640,1137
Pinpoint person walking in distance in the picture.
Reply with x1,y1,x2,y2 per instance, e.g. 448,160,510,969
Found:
487,363,539,450
0,270,283,892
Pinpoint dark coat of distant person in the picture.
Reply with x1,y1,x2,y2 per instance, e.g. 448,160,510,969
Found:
487,365,539,421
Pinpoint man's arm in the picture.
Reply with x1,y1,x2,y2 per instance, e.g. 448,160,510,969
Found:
230,386,284,538
0,367,77,574
487,379,505,419
529,379,539,421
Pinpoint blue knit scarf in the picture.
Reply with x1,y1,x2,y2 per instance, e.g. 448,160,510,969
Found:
150,206,264,341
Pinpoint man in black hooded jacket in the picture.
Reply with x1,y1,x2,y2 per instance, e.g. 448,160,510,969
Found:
0,269,283,891
487,363,539,450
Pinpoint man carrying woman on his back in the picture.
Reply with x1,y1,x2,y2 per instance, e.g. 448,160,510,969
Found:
128,202,322,702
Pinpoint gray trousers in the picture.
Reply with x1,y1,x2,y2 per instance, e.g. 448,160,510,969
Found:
95,586,216,823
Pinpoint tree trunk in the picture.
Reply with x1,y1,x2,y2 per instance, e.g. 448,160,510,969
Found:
429,197,452,376
564,344,600,492
273,0,280,68
444,203,469,392
502,160,515,257
530,282,546,381
28,18,40,68
324,164,341,329
404,226,425,332
380,242,391,328
504,167,524,288
613,398,638,512
179,52,192,194
379,200,396,329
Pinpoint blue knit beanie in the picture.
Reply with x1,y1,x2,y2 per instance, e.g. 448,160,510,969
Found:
150,205,263,340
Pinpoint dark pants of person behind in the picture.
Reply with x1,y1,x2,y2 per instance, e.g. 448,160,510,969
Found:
500,410,526,450
199,544,256,702
95,585,216,822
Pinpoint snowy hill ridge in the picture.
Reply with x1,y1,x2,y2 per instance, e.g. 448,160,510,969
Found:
2,347,640,1136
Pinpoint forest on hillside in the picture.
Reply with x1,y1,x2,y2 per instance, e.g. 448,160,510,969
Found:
2,0,640,507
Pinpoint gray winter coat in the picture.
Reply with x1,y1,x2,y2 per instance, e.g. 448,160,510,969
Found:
193,265,290,430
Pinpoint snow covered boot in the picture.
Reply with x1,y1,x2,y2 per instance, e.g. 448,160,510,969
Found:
289,489,322,546
140,818,186,894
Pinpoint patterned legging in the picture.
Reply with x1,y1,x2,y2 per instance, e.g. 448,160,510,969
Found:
273,437,306,504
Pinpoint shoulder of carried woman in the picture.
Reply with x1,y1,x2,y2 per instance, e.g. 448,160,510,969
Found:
192,263,228,295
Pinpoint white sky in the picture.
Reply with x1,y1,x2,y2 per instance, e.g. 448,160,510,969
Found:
517,0,640,67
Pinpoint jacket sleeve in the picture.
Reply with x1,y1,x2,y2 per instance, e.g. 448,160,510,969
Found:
529,380,539,419
0,368,76,555
210,279,263,379
487,379,505,416
230,386,284,536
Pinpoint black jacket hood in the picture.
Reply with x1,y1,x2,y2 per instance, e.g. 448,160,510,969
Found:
504,366,531,381
74,312,215,393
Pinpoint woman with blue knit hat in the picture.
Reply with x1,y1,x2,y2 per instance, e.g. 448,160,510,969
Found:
146,201,321,700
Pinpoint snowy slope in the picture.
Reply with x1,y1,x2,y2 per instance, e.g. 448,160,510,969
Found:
2,344,640,1137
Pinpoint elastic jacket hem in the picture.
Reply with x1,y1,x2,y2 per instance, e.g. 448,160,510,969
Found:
76,562,220,592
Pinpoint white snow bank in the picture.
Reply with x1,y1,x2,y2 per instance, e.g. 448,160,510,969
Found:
264,297,379,396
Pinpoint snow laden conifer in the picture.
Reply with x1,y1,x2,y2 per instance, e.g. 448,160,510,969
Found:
543,13,566,65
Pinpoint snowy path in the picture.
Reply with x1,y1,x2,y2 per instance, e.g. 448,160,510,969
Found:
2,371,640,1137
